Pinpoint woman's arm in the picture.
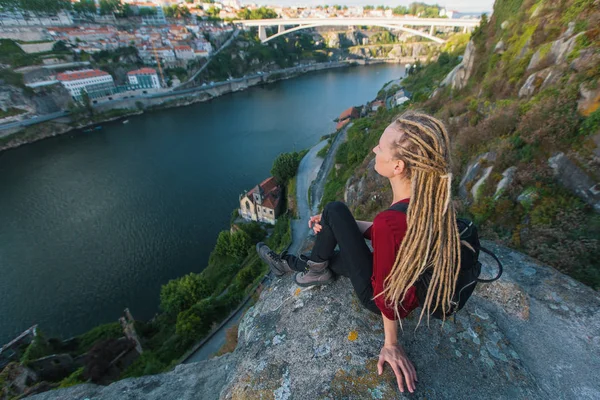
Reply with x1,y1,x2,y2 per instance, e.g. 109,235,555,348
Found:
377,313,418,393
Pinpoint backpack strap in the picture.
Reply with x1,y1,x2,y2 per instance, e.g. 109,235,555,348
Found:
387,202,409,214
476,246,503,282
387,201,503,283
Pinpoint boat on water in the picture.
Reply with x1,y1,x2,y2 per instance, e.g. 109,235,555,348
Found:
83,128,93,133
123,120,129,124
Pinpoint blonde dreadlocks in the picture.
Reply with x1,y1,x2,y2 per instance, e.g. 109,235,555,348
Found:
379,110,461,325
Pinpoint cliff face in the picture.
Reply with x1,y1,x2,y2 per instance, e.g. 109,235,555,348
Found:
28,241,600,400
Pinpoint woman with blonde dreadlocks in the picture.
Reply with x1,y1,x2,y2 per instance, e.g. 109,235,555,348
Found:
256,110,461,394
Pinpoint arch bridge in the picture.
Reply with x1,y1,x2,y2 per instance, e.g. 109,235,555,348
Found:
232,17,480,44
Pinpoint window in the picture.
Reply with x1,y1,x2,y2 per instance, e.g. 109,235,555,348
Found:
269,210,273,214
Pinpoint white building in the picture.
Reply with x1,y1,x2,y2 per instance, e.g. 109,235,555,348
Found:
127,68,161,89
56,69,115,101
193,39,212,54
174,45,194,60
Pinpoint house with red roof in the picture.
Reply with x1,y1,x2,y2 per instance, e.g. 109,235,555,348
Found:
174,45,194,60
239,177,282,225
56,69,115,101
339,106,360,121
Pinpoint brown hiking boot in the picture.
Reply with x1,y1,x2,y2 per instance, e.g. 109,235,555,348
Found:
256,242,293,277
294,259,334,287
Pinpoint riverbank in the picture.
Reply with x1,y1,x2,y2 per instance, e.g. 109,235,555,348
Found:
0,59,404,153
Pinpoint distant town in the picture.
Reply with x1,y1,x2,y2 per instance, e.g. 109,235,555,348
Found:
0,1,481,103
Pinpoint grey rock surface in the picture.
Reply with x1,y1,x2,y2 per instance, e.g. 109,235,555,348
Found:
440,40,475,91
28,242,600,400
548,152,600,212
458,151,496,201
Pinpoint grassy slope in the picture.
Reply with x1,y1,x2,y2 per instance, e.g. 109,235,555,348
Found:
322,0,600,289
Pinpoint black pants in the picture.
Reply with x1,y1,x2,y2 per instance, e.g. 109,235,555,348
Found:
286,201,380,315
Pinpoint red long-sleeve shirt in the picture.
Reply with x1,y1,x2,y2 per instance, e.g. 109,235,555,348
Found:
364,198,419,320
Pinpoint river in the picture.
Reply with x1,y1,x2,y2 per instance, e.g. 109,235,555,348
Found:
0,63,405,343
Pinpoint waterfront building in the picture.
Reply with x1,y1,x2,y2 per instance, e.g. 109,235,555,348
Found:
56,69,115,102
127,68,161,89
239,177,282,225
339,106,360,121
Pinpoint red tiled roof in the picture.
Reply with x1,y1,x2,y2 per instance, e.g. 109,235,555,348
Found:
339,106,358,121
247,176,281,210
174,45,192,51
128,68,157,75
56,69,110,82
336,118,350,130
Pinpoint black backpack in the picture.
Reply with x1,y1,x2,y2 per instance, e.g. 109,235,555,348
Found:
388,202,503,319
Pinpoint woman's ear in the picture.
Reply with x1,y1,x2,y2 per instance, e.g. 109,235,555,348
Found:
393,159,405,176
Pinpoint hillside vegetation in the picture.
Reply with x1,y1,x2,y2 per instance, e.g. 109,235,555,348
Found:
323,0,600,289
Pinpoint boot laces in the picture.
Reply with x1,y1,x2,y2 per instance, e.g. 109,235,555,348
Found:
267,249,282,262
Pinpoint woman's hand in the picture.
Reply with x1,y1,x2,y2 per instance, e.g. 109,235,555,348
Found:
308,214,322,234
377,344,418,393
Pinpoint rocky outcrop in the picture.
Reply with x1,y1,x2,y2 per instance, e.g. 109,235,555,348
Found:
518,66,563,98
577,83,600,117
29,241,600,400
527,22,582,71
548,152,600,212
494,166,517,200
458,152,496,202
439,40,476,91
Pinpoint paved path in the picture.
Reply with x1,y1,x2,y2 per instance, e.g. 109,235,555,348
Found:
0,111,68,134
288,140,328,256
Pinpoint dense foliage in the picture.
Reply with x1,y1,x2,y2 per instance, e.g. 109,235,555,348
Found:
271,151,303,183
236,6,277,20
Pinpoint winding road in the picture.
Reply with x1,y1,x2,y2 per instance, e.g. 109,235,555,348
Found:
184,124,349,362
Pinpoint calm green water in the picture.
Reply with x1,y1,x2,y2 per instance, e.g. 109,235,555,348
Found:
0,63,405,343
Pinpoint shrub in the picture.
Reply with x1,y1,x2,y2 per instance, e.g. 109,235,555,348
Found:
271,151,303,183
160,273,212,316
76,322,123,355
175,299,217,341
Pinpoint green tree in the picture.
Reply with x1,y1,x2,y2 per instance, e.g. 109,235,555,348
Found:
138,7,157,16
99,0,122,15
160,273,211,316
392,6,409,15
229,230,251,259
214,231,231,256
73,0,95,14
271,151,301,183
234,265,256,288
175,299,217,341
52,40,68,52
236,6,277,20
9,0,71,13
163,4,190,18
236,222,266,244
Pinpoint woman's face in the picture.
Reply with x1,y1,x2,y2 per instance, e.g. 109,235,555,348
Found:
373,123,405,178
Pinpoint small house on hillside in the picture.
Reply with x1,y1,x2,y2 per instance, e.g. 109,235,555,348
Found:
239,177,282,225
371,100,385,112
339,106,360,121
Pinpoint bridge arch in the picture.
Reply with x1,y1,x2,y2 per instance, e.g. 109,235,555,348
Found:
255,23,447,44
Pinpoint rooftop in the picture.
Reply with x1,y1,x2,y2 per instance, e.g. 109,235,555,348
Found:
128,68,158,75
56,69,111,82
